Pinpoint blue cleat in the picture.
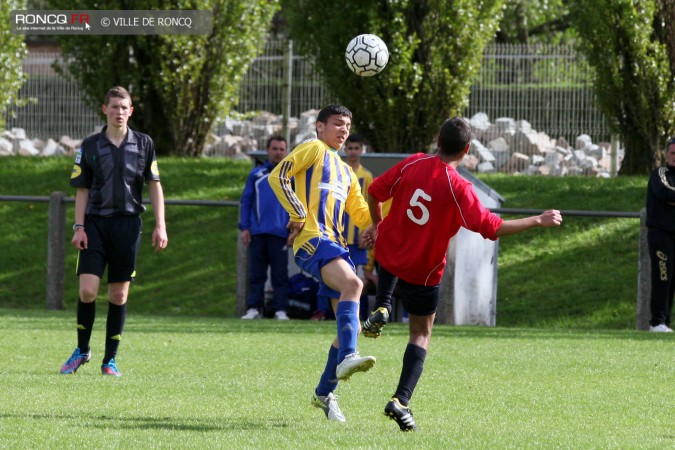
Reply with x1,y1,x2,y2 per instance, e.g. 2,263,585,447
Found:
60,348,91,374
101,358,122,377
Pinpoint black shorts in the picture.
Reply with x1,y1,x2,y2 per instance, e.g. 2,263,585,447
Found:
378,265,440,316
398,279,440,316
76,215,142,283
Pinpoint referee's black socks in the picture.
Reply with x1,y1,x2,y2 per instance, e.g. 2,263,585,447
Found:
103,302,126,364
76,298,96,353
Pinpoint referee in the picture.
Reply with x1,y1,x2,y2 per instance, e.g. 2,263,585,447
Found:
60,86,168,377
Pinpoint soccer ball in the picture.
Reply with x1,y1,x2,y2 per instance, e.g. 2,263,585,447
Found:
345,34,389,77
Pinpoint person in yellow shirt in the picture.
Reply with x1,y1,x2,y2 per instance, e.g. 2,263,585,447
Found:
268,104,376,424
342,134,373,268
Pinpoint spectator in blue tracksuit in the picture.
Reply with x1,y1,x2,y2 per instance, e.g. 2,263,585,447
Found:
239,136,291,320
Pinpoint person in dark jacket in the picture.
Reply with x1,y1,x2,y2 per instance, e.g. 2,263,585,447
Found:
239,136,291,320
646,136,675,332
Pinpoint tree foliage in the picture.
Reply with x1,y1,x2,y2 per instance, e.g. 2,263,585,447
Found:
496,0,575,44
570,0,675,175
281,0,504,153
47,0,279,156
0,0,28,131
657,0,675,76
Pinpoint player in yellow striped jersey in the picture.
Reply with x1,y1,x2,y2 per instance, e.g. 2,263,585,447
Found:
269,105,376,423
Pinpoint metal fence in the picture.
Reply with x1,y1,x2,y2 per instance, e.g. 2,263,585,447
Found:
3,47,101,140
465,44,610,143
233,39,333,119
4,41,610,144
3,192,646,328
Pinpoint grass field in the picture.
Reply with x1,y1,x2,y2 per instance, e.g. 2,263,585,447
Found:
2,309,674,448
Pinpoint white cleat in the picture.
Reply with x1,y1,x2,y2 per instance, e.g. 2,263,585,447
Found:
336,352,376,381
312,392,346,423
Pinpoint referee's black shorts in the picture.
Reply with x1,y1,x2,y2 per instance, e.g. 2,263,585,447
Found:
76,215,142,283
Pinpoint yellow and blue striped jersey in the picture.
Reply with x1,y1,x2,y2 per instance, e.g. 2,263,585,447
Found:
268,139,371,254
342,164,373,246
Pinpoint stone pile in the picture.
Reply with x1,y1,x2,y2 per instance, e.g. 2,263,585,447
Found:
203,109,320,159
464,112,622,177
0,128,80,157
1,110,622,177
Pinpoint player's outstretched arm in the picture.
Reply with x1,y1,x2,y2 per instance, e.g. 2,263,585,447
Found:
494,209,562,238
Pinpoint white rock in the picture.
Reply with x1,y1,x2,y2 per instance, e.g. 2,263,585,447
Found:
488,136,509,153
2,130,16,140
575,134,592,150
587,144,605,159
507,152,529,172
477,161,495,173
59,135,82,151
515,120,532,134
573,150,587,163
581,156,598,170
252,111,278,125
555,146,571,156
470,139,495,163
511,130,542,155
492,149,511,170
18,139,39,156
470,112,490,131
42,138,63,156
556,137,570,148
495,117,515,134
11,127,27,140
545,151,562,165
460,153,479,171
0,137,13,155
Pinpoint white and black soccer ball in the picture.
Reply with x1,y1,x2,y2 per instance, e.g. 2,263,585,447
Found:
345,34,389,77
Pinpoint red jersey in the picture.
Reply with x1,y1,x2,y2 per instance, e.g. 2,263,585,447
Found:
368,153,503,286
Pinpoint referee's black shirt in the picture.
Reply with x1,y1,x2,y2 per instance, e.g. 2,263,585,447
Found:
70,126,160,216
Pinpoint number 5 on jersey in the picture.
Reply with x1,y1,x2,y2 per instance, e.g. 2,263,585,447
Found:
406,188,431,225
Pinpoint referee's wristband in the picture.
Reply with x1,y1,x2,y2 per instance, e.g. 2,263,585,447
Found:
72,223,85,231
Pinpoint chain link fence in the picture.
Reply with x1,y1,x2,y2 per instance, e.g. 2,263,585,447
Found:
465,44,610,143
3,40,610,145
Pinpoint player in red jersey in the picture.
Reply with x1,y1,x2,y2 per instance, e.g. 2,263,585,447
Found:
363,116,562,431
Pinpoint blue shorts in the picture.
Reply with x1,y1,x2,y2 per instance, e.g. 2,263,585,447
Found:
294,237,355,299
347,244,368,266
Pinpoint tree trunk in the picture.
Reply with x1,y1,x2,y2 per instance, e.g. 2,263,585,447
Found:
618,131,659,176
